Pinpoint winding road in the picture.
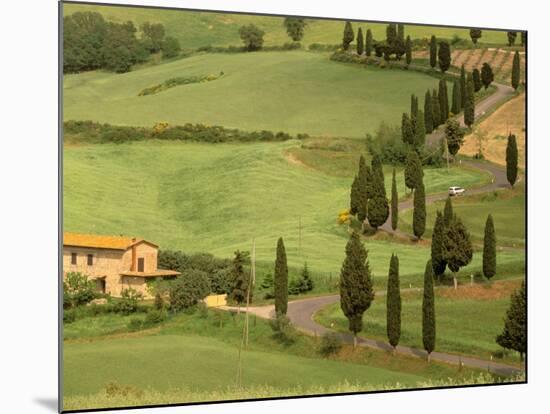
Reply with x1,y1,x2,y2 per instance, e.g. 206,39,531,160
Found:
222,80,523,376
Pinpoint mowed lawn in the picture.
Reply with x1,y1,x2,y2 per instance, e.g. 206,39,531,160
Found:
63,3,512,47
315,279,524,361
63,334,425,397
63,140,524,287
64,51,448,138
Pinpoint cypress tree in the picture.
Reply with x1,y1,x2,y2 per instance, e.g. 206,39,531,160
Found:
391,168,398,231
365,164,374,200
482,214,497,280
460,65,466,110
496,281,526,361
431,210,447,277
424,90,433,133
371,154,386,197
415,109,426,148
228,250,249,309
356,27,364,55
386,254,401,351
469,29,482,45
365,28,373,56
404,150,423,191
521,31,526,47
350,174,360,215
451,79,461,115
481,62,494,89
405,35,412,67
413,181,426,239
422,260,436,361
472,68,482,92
367,155,389,229
274,238,289,315
432,88,441,128
507,31,517,46
444,118,465,156
342,21,354,50
411,94,418,120
401,113,413,144
357,155,369,222
511,51,520,90
443,196,453,227
429,35,437,68
438,79,449,123
397,24,405,42
506,133,518,187
464,73,475,128
443,215,473,289
340,232,375,348
438,41,451,73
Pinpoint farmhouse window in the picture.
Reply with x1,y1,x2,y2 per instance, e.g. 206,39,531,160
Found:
87,254,93,266
138,258,145,272
71,252,77,265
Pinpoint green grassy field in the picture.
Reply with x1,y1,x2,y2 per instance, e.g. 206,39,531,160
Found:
399,187,526,247
63,3,512,48
315,279,524,362
64,51,451,138
63,140,523,290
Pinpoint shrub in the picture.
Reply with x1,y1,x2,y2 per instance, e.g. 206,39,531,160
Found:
63,309,77,324
197,302,209,319
127,317,144,332
63,272,97,308
269,313,295,345
144,309,167,326
318,332,343,357
113,288,143,315
169,270,211,312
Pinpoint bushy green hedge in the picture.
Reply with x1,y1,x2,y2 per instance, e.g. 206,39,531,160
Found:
63,120,305,144
308,43,341,52
138,73,223,96
196,42,301,54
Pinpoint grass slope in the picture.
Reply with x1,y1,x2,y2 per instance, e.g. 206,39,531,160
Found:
64,140,523,289
315,279,524,362
63,3,512,48
64,51,448,138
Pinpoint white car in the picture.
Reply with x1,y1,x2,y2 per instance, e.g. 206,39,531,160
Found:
448,186,465,196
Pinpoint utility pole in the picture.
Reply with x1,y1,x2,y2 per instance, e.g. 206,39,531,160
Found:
245,238,255,349
444,136,450,172
298,215,302,257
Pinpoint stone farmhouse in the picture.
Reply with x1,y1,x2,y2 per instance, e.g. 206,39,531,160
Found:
63,232,180,298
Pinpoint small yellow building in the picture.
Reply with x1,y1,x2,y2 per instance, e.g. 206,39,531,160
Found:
63,232,180,298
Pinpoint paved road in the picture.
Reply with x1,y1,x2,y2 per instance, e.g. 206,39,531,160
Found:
379,79,515,237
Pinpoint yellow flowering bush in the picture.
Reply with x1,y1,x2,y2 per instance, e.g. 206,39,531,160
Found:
337,208,351,225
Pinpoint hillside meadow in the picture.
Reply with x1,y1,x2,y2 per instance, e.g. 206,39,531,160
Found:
63,3,513,48
64,51,451,138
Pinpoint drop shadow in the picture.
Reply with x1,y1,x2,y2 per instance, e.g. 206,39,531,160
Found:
34,397,58,412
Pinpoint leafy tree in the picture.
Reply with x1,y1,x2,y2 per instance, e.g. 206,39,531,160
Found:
401,113,414,144
228,250,250,308
339,232,375,348
274,238,289,315
391,168,398,230
386,254,401,350
451,80,461,115
404,150,423,191
356,27,364,55
443,196,453,227
239,24,265,51
470,29,482,45
365,28,373,56
169,270,210,312
141,21,165,52
260,272,274,293
464,73,476,128
429,35,437,68
422,260,436,360
115,288,143,315
507,31,517,46
444,118,465,156
283,17,307,41
432,88,441,128
415,110,426,147
342,21,354,50
460,65,466,110
63,272,97,308
438,41,451,73
511,51,520,90
506,134,519,187
299,262,314,292
161,36,180,59
483,214,497,280
472,68,482,92
431,211,447,277
481,62,494,89
496,281,526,361
443,215,473,289
413,181,426,239
63,11,107,73
424,90,434,133
405,35,412,66
438,79,449,123
101,21,143,73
